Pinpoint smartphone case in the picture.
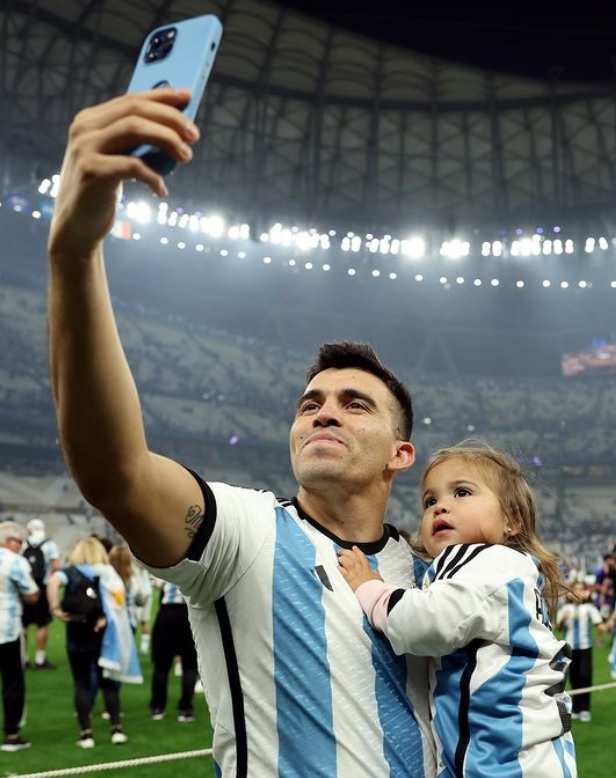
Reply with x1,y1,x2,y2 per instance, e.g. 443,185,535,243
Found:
125,14,223,175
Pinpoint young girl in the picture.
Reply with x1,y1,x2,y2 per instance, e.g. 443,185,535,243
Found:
339,441,577,778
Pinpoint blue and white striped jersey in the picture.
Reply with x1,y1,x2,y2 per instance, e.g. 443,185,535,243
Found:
557,600,602,651
382,543,577,778
160,580,185,606
0,547,39,644
147,480,436,778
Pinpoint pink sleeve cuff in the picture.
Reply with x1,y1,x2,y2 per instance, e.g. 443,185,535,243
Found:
355,580,401,635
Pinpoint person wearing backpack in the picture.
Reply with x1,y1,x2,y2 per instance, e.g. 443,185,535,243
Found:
47,536,139,748
21,518,60,669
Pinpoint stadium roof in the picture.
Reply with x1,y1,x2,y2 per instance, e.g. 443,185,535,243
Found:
2,1,616,234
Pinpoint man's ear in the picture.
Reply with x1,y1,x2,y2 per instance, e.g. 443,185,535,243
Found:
388,441,415,474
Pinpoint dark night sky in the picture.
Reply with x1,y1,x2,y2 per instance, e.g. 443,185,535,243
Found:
278,3,616,83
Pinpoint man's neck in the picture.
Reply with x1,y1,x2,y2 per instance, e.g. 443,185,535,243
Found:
295,486,388,543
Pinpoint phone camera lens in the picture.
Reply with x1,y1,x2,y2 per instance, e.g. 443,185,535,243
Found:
145,27,176,62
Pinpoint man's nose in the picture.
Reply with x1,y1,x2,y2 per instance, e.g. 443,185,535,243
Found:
313,401,341,426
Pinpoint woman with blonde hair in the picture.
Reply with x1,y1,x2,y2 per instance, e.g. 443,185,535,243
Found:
48,536,140,748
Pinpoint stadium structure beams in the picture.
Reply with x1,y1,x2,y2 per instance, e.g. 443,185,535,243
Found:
1,0,616,235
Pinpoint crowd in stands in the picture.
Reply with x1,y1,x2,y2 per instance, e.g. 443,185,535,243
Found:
0,279,615,561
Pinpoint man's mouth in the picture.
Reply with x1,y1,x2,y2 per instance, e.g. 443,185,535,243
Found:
304,433,344,447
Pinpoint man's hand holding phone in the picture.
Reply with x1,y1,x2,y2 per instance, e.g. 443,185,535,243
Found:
48,88,199,260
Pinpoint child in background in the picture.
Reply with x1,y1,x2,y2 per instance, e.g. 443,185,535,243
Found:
556,580,603,722
339,440,577,778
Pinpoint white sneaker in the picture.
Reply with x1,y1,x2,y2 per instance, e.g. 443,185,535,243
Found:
579,711,592,722
76,734,95,749
111,730,128,744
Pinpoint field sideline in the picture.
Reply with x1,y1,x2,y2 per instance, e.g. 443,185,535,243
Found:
4,620,615,776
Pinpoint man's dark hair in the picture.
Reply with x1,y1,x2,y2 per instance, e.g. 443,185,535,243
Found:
306,341,413,439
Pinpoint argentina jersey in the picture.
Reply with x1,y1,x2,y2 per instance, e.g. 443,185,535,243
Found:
386,543,577,778
147,480,437,778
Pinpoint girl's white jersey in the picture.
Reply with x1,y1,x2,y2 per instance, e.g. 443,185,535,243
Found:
147,479,437,777
384,543,577,778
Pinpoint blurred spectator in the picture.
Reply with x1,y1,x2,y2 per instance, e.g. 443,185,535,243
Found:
557,581,604,722
592,552,615,618
150,581,198,723
21,518,60,669
129,561,154,654
47,536,141,748
0,521,38,751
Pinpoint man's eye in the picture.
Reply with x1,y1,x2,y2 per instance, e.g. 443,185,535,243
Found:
348,401,365,410
300,401,319,413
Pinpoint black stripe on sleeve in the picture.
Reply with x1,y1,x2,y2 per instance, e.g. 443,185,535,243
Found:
386,588,406,615
184,468,217,562
215,598,248,778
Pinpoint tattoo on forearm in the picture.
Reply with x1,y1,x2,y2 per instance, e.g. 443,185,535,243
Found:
184,505,204,538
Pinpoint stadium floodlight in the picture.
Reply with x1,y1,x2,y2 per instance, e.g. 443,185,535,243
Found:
125,201,152,224
401,236,426,259
440,239,470,259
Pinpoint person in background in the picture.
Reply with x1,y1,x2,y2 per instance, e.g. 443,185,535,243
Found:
592,552,615,620
46,87,436,776
599,606,616,680
0,521,38,752
47,536,140,748
339,440,577,777
102,543,136,721
21,517,60,669
128,560,153,654
149,580,198,722
557,580,604,722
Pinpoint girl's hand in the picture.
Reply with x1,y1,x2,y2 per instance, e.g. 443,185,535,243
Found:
338,546,383,592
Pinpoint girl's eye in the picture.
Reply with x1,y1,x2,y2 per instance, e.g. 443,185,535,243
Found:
455,488,470,497
423,496,436,509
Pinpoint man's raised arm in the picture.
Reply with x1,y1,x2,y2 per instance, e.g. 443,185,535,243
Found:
47,89,204,567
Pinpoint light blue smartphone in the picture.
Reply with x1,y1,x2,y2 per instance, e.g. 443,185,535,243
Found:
125,14,223,175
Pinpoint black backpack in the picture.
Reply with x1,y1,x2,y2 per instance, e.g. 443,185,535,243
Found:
23,540,47,584
60,566,104,625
